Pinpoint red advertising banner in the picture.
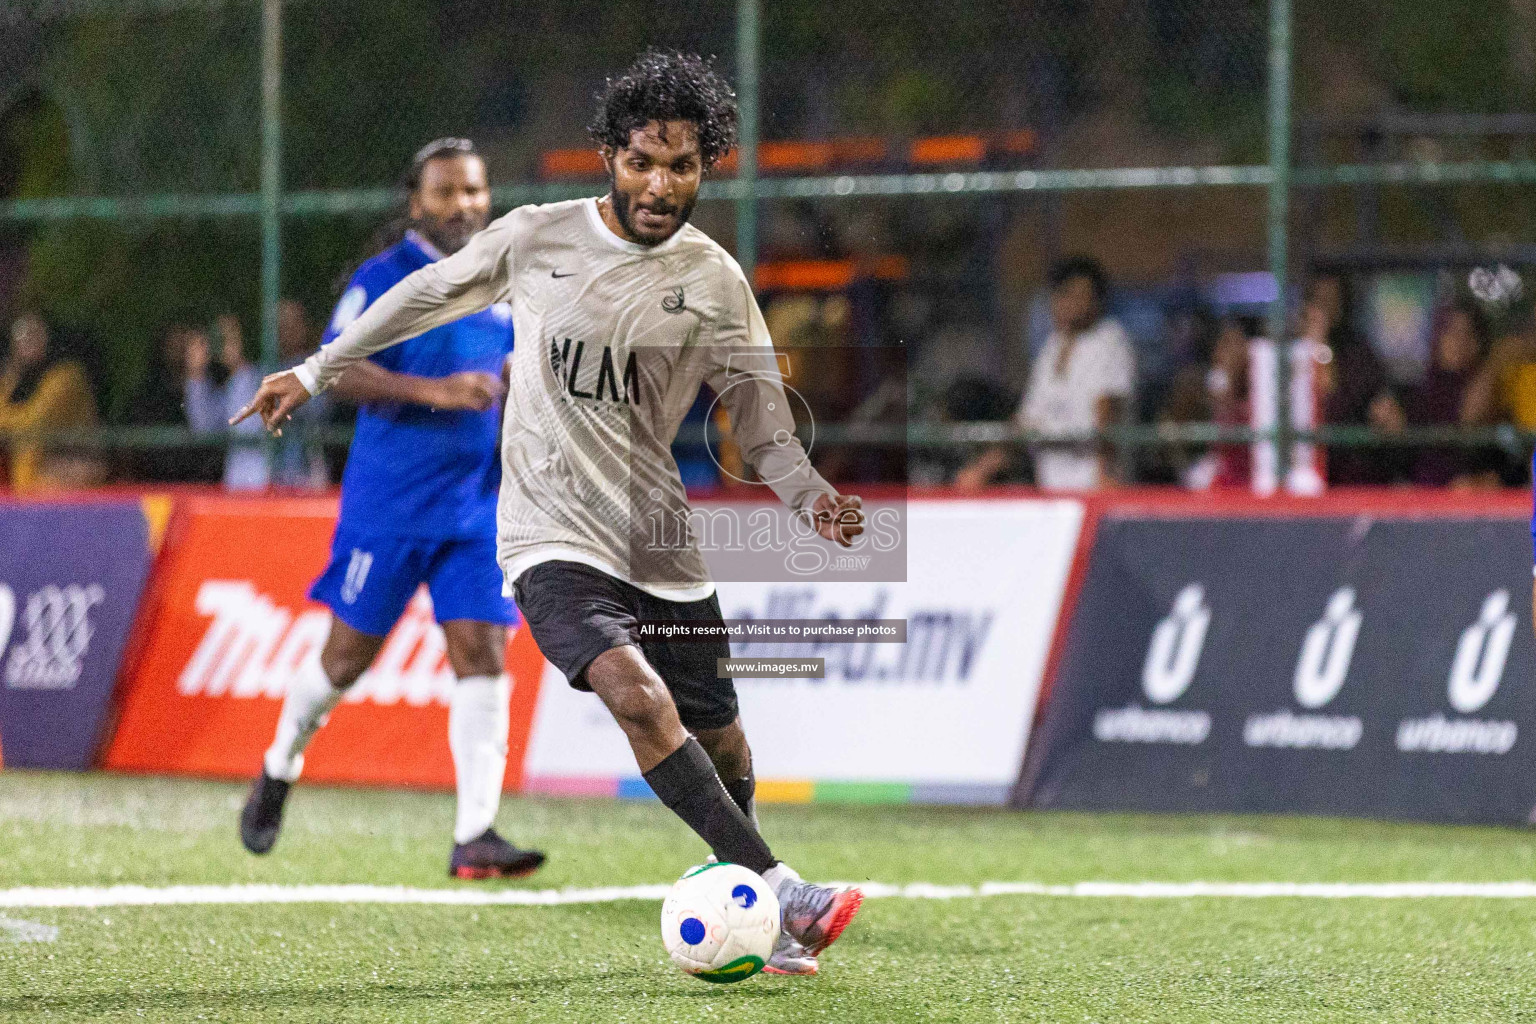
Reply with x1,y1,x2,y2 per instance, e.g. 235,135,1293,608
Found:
103,495,544,790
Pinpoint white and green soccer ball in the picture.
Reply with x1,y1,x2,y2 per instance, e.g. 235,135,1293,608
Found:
660,862,780,983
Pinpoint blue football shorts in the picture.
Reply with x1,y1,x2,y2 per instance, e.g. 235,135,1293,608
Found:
310,528,516,637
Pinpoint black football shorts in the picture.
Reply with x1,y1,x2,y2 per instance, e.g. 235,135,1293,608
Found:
511,559,740,731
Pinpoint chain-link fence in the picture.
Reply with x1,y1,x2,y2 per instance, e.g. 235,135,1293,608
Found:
1286,0,1536,486
1,0,1532,491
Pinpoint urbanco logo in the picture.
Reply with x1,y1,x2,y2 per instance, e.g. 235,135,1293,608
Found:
1447,589,1515,714
1396,589,1519,756
1293,587,1361,709
1243,587,1364,751
1094,584,1213,746
1142,583,1210,705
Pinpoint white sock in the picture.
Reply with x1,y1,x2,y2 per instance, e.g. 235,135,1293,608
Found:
763,861,800,895
449,674,510,844
263,655,346,782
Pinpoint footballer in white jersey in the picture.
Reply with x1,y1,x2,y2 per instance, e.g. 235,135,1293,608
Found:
236,49,867,974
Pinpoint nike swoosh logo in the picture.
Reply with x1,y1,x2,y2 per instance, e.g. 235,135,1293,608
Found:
551,270,576,278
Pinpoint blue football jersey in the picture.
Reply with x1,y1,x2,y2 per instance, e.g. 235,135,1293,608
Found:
325,231,514,540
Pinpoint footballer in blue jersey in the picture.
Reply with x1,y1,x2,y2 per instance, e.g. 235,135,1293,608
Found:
241,138,543,879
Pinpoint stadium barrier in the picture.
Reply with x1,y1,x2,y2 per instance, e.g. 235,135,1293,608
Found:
9,487,1536,824
0,496,159,771
100,494,546,791
1,490,1085,805
1016,490,1536,825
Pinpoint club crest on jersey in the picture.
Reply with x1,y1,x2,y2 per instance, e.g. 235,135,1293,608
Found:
549,337,641,404
662,286,686,314
330,285,367,333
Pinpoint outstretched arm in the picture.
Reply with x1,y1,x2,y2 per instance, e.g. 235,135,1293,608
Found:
330,360,505,412
706,270,865,547
233,214,516,432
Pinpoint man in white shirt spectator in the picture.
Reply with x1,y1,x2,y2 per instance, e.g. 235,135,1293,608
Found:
958,256,1134,491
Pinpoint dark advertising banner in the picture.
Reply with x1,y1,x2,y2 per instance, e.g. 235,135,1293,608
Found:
0,501,153,770
1020,514,1536,824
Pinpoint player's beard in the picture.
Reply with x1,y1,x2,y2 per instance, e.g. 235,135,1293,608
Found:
415,209,486,255
610,184,696,246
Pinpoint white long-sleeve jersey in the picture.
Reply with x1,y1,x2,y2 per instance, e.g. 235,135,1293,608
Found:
296,197,835,600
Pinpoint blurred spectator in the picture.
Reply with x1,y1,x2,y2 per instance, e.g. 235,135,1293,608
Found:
1372,300,1497,488
957,256,1134,491
913,319,998,405
1465,311,1536,426
1158,314,1259,489
1156,312,1330,494
187,303,331,490
0,312,102,491
1147,306,1218,484
123,323,220,482
911,374,1016,486
1205,316,1260,488
1306,274,1391,486
1459,307,1536,485
185,316,269,489
1148,304,1220,425
126,324,191,429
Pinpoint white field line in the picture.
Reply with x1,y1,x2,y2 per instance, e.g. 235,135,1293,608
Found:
7,880,1536,910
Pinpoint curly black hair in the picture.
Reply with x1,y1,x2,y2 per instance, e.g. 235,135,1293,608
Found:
588,49,739,169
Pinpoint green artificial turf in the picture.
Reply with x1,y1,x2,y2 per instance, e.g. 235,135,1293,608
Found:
3,771,1536,1022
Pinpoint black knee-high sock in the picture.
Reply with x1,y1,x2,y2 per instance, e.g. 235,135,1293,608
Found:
644,738,773,874
722,766,756,824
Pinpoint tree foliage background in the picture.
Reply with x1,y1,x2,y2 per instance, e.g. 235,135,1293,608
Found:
0,0,1527,417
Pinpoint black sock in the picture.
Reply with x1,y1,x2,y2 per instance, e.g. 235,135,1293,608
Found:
643,738,773,874
722,766,756,823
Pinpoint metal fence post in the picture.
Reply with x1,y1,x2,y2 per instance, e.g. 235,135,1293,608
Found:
1268,0,1293,487
259,0,282,369
735,0,759,286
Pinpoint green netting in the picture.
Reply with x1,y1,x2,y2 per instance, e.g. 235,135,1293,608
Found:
1,0,1533,487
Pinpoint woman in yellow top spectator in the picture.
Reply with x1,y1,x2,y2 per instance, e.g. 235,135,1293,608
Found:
0,312,100,492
